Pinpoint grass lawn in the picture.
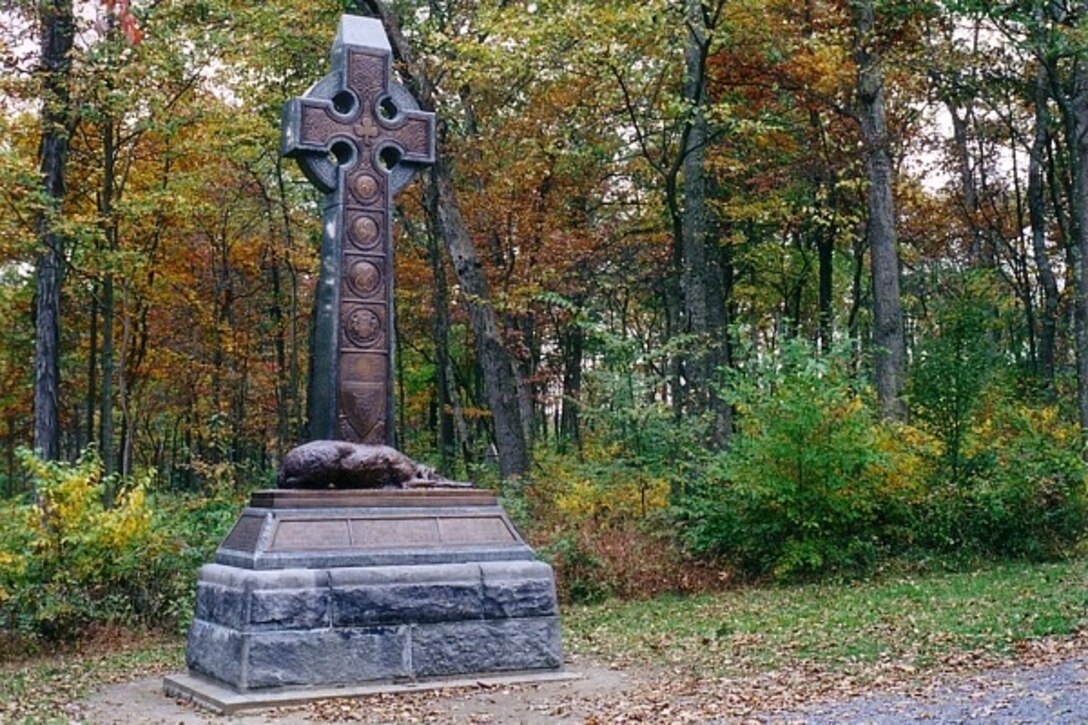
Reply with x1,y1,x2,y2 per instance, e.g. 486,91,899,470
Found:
2,557,1085,722
564,557,1088,677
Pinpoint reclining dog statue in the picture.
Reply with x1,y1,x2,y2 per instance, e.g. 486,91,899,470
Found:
279,440,472,490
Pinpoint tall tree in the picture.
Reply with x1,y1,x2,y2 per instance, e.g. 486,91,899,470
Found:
32,0,75,460
1028,28,1060,388
1069,3,1088,448
853,0,906,421
681,0,731,446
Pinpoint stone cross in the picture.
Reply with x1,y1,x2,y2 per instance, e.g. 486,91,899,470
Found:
281,16,435,445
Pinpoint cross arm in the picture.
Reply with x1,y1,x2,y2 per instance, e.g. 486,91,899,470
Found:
280,73,347,195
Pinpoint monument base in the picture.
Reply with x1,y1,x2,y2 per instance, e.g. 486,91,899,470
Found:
174,489,564,697
163,669,579,716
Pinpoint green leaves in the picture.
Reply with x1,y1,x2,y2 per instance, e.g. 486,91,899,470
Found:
908,271,1002,484
680,339,901,579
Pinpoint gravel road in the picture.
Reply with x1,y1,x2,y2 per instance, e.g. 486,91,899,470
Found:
759,655,1088,723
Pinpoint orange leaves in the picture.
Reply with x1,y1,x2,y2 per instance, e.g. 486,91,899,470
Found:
101,0,143,46
785,40,855,105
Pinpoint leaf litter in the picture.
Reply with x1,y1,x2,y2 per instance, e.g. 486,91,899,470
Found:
12,559,1088,723
71,629,1086,724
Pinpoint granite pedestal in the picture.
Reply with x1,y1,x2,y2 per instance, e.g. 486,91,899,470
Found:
168,489,564,700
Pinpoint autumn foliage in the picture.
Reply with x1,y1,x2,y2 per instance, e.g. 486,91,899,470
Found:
1,0,1087,637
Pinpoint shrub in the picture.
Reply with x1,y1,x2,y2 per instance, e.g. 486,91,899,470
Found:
516,447,719,603
0,450,153,642
0,449,241,649
908,273,1002,486
541,519,721,604
918,396,1088,559
679,340,921,579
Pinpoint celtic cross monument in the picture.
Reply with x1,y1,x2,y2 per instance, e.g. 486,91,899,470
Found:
165,17,566,710
281,16,434,445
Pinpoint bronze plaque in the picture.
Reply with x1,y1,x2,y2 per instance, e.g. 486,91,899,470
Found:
439,516,516,545
350,517,441,547
221,515,265,553
271,520,351,550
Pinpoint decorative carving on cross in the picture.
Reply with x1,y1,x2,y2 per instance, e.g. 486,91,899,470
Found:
281,15,435,446
354,113,381,146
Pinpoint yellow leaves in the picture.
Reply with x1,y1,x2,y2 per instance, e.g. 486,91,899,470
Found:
1013,404,1072,444
845,394,865,415
538,443,671,527
99,484,153,551
871,422,937,503
0,498,31,606
18,449,155,565
0,549,27,602
23,452,102,540
554,474,669,522
788,36,854,101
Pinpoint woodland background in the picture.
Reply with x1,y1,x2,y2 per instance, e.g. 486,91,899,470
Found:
1,0,1087,646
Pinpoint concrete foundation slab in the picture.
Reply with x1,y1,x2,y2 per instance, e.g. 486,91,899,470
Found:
162,669,581,716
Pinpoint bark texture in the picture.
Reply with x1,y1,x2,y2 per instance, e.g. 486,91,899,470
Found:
1070,49,1088,449
425,163,531,478
99,117,116,474
1029,57,1060,388
33,0,75,460
423,214,460,472
681,0,731,446
853,0,906,421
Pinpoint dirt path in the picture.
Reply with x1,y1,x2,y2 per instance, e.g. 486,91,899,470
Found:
78,649,1088,724
80,657,633,724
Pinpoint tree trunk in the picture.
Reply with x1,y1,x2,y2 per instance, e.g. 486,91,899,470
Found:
947,101,990,265
119,282,135,480
682,0,710,408
272,155,303,441
99,118,117,475
1071,52,1088,450
803,6,835,356
6,416,16,497
425,220,458,473
512,314,536,450
1029,58,1060,388
85,288,98,448
100,273,115,470
425,162,530,478
704,186,732,447
559,317,583,450
854,0,906,421
364,0,531,477
942,20,986,265
681,0,731,447
33,0,75,461
270,249,290,454
817,226,834,352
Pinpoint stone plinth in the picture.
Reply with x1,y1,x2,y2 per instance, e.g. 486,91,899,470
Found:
178,489,563,693
214,489,536,570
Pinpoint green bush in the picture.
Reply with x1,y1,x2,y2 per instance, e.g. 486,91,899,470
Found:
918,397,1088,559
0,449,240,648
908,273,1002,486
895,273,1088,561
679,340,918,579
